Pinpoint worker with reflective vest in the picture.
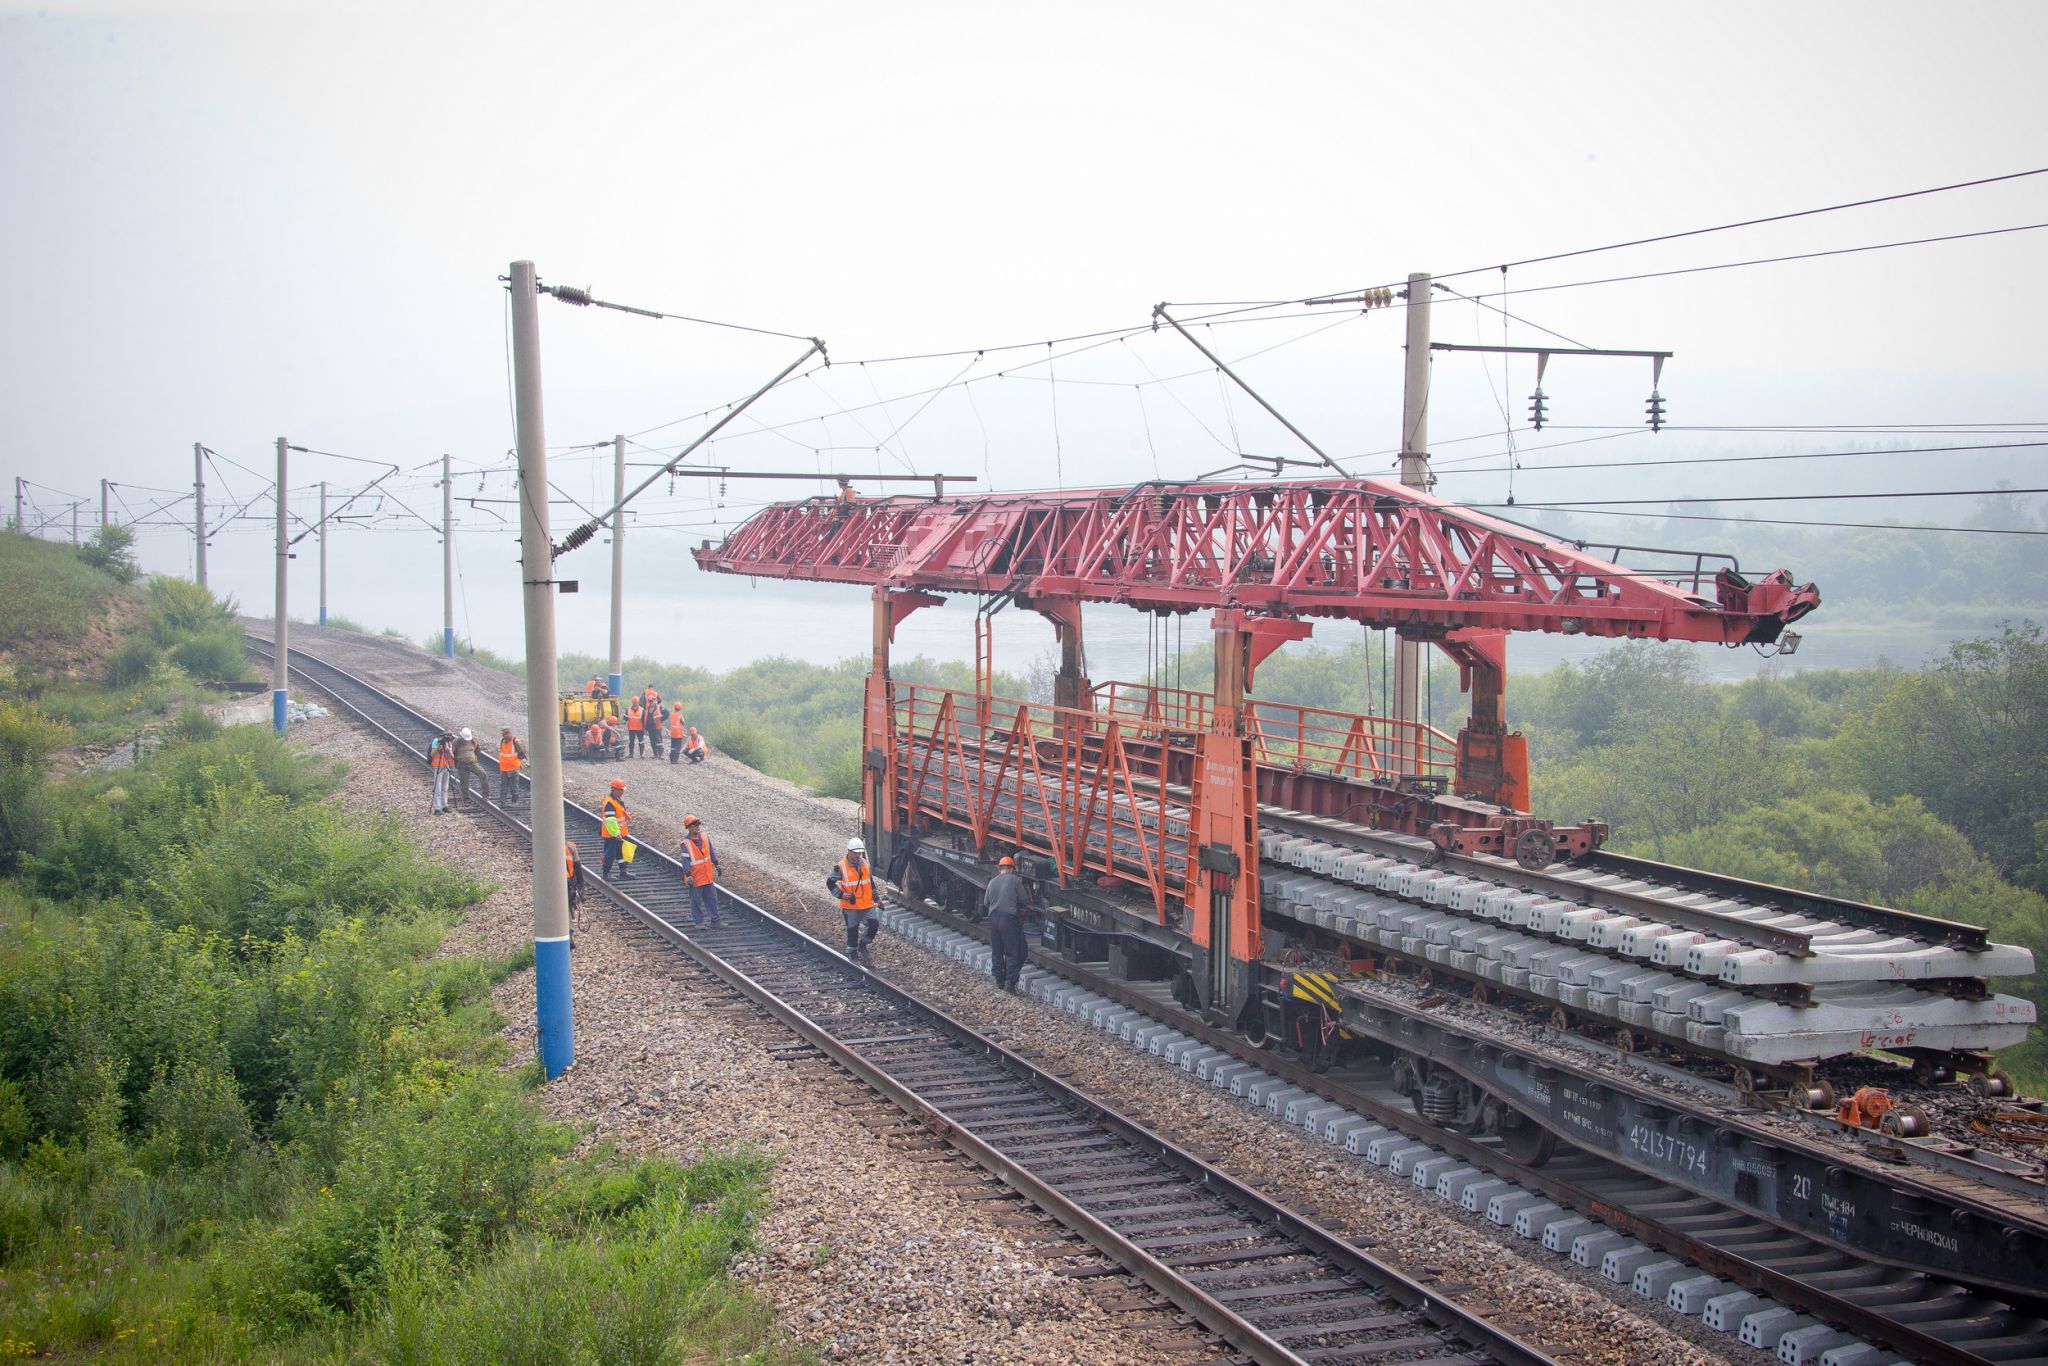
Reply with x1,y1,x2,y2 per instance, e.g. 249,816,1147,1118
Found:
666,706,687,763
495,728,526,805
565,840,584,938
625,700,646,757
601,715,622,760
429,729,456,814
827,837,878,960
600,779,632,881
584,721,605,759
684,726,707,764
677,816,721,926
586,675,604,698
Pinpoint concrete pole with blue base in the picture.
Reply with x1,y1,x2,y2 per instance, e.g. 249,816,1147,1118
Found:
509,259,575,1079
607,433,625,699
273,436,290,734
441,454,456,658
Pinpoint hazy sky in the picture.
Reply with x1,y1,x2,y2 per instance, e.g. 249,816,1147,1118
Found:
4,1,2044,661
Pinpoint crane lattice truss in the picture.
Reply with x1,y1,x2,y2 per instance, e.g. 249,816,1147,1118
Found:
692,478,1819,643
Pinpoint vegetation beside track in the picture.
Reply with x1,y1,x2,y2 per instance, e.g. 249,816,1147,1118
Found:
0,540,804,1364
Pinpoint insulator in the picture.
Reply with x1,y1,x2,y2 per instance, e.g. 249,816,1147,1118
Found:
1527,387,1548,431
1645,390,1667,432
550,284,593,306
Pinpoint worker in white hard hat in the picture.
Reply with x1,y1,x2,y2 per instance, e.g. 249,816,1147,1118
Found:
451,727,485,811
827,836,878,961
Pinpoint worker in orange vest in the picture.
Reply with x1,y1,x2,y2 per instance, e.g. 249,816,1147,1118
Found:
600,714,622,760
584,720,605,760
600,779,632,881
677,815,721,925
495,728,527,805
428,728,457,814
827,836,878,960
625,699,646,757
585,675,603,698
684,726,707,765
833,476,860,519
666,705,688,764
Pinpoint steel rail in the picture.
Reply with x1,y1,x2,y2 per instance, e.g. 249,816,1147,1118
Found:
893,875,2045,1366
245,636,1553,1366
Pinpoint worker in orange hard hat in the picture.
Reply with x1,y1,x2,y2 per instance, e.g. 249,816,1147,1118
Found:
684,726,707,765
984,853,1030,992
665,704,688,763
600,779,632,881
676,816,721,926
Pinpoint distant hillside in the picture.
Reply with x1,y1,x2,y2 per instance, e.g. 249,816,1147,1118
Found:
0,533,142,680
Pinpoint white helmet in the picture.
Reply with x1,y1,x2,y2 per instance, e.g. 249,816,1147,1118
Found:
847,837,865,852
459,728,473,741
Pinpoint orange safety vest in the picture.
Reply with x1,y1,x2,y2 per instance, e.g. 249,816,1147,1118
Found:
430,741,454,769
586,678,600,696
565,843,576,877
601,796,629,838
836,857,874,911
498,738,523,772
667,711,687,738
686,727,704,750
684,833,715,887
626,704,643,731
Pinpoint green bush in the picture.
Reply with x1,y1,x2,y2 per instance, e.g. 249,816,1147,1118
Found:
167,623,248,681
239,1074,575,1326
105,635,162,688
0,701,67,869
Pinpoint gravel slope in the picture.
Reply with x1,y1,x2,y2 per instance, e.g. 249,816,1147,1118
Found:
281,627,1746,1365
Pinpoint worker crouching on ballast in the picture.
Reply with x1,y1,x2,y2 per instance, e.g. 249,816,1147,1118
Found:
829,837,878,961
984,855,1030,992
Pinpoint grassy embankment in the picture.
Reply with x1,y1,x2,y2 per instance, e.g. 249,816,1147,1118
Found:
0,534,804,1364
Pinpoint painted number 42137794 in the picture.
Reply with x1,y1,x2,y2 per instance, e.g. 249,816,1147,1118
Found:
1628,1123,1708,1176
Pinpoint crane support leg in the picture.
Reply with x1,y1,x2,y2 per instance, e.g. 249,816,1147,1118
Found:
1022,595,1093,710
865,589,943,862
1442,629,1530,810
1185,611,1310,1029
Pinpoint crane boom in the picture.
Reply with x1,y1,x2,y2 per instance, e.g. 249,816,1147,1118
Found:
693,478,1818,644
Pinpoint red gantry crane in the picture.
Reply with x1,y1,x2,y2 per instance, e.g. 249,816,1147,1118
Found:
695,476,1819,1026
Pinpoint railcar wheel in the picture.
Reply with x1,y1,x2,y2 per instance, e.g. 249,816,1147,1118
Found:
1513,828,1555,871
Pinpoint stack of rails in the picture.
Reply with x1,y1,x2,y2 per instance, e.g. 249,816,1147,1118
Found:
1259,814,2035,1069
897,732,2036,1074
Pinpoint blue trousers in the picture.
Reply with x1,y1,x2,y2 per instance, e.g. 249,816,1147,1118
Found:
989,910,1027,986
687,882,720,923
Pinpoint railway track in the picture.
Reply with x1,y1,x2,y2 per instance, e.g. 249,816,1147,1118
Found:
249,637,1551,1366
892,884,2048,1366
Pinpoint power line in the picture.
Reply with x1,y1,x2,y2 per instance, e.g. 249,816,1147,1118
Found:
1435,439,2048,478
1171,165,2048,311
1480,486,2045,509
1517,505,2048,538
1491,221,2048,301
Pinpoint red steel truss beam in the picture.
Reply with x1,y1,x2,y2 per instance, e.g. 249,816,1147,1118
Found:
694,479,1819,643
